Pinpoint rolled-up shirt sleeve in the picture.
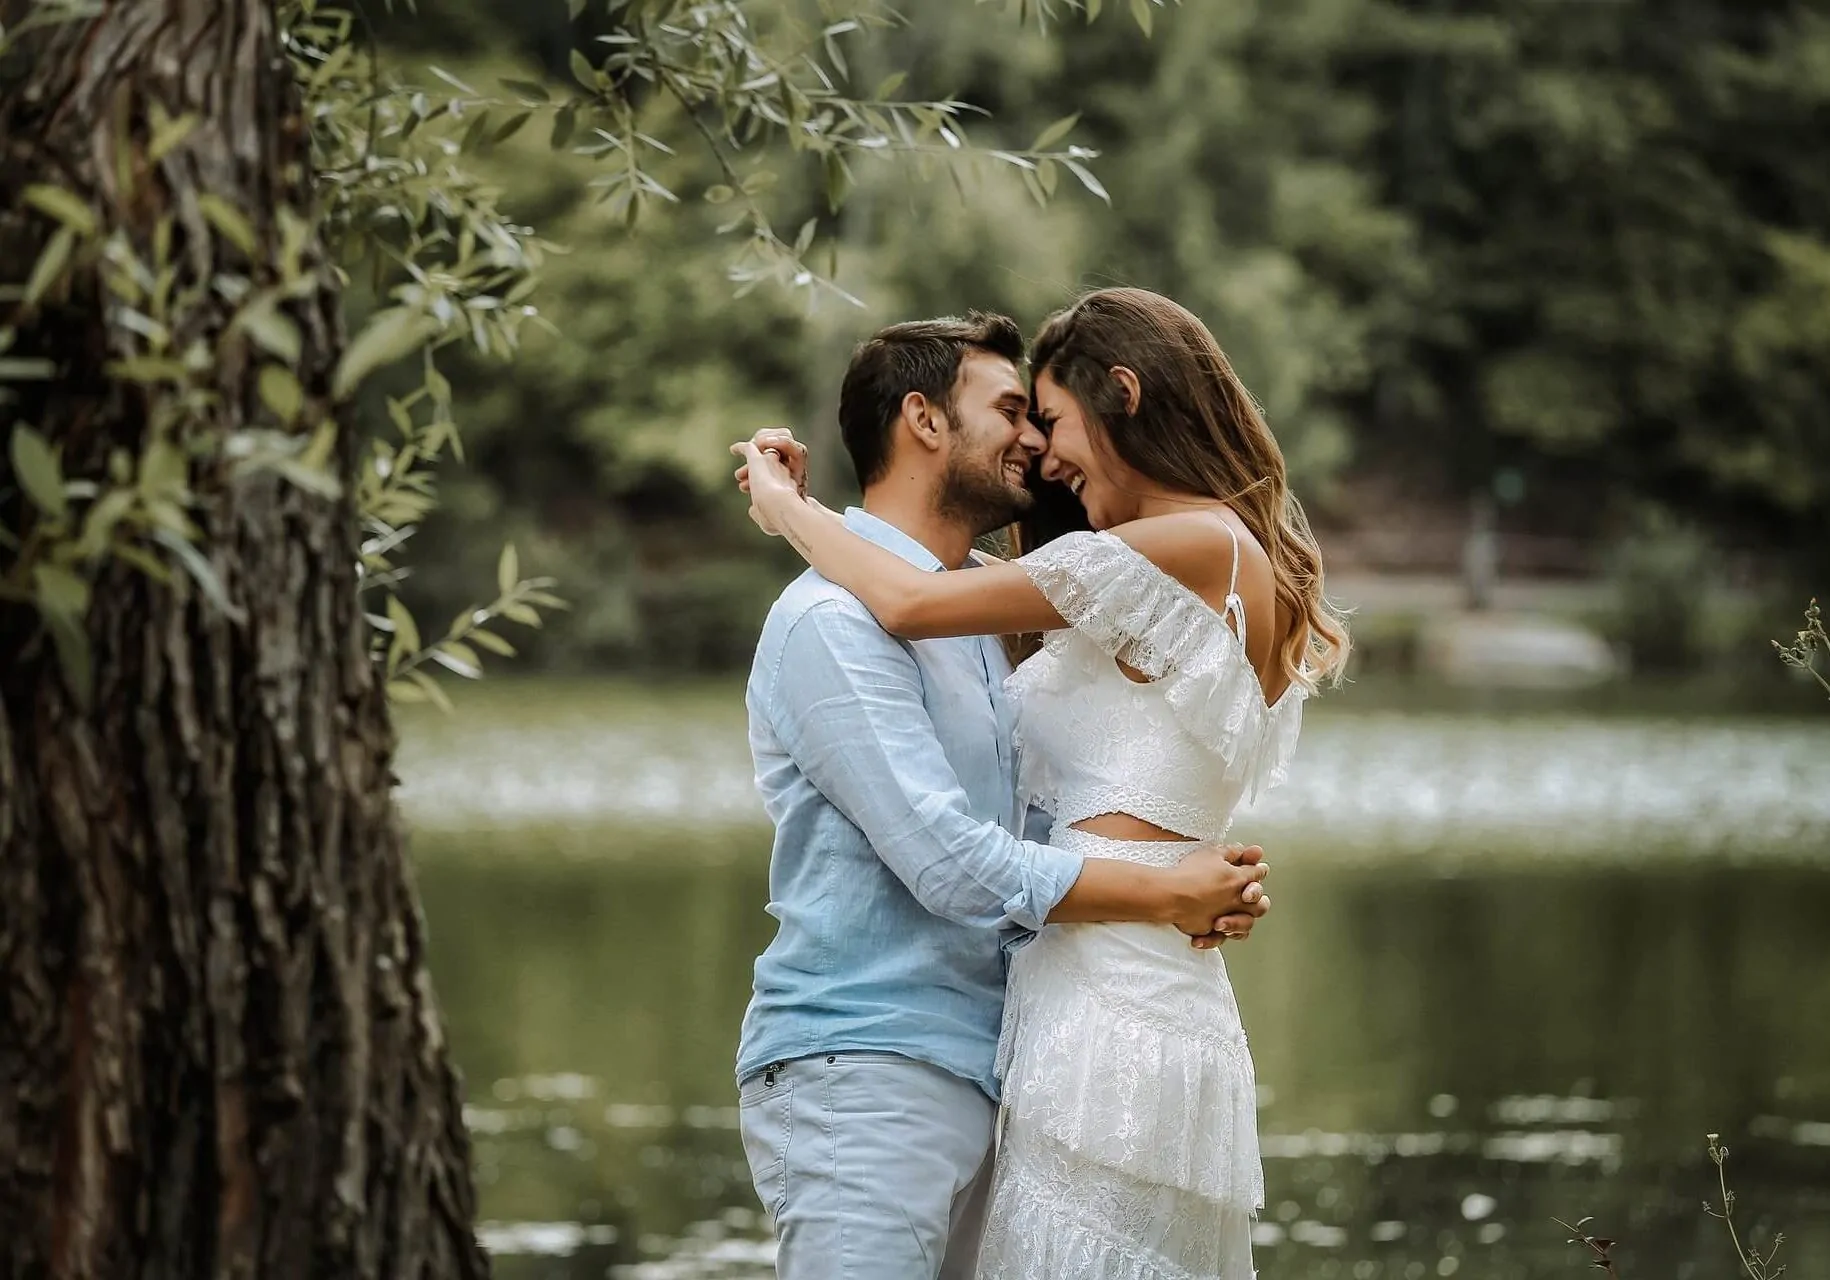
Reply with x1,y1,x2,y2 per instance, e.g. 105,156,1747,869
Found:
768,600,1083,933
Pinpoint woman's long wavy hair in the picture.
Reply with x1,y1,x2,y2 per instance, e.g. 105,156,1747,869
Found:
1013,287,1350,689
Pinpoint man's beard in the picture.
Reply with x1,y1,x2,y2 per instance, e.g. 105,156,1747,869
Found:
935,453,1034,536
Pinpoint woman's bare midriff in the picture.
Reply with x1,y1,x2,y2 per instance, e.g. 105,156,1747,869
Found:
1068,812,1195,842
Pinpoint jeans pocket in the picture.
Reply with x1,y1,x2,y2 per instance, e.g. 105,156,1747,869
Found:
737,1063,787,1107
738,1070,793,1221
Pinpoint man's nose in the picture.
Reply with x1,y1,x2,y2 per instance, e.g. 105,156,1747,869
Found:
1016,417,1047,457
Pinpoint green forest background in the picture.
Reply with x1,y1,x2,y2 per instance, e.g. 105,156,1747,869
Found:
360,0,1830,681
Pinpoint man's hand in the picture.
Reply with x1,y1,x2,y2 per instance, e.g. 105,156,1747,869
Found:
734,426,809,498
1164,843,1270,951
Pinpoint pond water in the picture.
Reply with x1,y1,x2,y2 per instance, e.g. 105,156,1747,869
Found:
399,681,1830,1279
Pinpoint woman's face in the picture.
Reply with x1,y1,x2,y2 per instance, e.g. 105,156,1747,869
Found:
1033,370,1142,530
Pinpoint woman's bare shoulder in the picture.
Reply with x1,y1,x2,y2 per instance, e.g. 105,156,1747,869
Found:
1109,509,1261,607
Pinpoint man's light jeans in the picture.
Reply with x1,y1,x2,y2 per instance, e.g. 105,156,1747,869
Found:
739,1051,997,1279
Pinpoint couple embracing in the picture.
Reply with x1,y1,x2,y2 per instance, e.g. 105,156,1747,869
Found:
728,288,1350,1279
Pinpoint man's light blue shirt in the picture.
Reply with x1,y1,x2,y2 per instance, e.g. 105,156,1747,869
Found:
737,509,1085,1100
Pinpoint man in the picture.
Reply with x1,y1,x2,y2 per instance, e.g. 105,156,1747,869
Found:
734,313,1271,1280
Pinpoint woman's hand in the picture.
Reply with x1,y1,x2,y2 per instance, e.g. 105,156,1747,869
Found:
733,426,808,498
729,440,803,536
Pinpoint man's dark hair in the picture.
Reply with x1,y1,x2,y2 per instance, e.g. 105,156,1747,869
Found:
837,311,1025,488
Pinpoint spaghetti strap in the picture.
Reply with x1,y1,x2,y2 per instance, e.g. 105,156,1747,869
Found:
1221,521,1247,643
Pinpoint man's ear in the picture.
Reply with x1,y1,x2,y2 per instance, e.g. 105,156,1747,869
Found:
1110,366,1142,415
899,391,947,455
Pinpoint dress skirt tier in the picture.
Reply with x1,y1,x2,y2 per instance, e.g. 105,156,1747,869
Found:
975,830,1262,1280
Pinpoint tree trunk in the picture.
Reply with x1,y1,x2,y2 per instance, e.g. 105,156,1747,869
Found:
0,3,488,1277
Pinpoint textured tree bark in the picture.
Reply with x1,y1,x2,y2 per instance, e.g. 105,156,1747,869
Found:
0,3,488,1277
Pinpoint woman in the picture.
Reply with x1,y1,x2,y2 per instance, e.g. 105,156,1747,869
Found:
739,287,1349,1279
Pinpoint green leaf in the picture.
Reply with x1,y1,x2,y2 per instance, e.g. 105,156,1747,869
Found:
333,308,437,401
76,488,136,559
567,0,586,18
258,364,303,424
500,77,551,103
386,593,421,670
497,542,518,595
501,602,542,627
1031,113,1080,152
145,497,197,540
1063,159,1111,204
551,105,578,151
272,458,342,499
33,562,90,618
428,66,478,95
24,185,97,236
111,543,171,584
704,184,735,205
874,71,908,100
461,109,493,153
34,564,93,708
824,152,854,214
406,668,455,712
0,357,56,380
1020,167,1049,209
299,420,337,471
198,194,257,257
1130,0,1153,35
569,49,596,89
276,206,310,281
11,425,65,518
140,439,188,499
469,628,517,657
387,677,429,704
147,112,199,163
152,527,246,623
386,396,414,437
238,298,302,364
107,356,188,384
1037,158,1059,197
25,226,76,306
1086,0,1104,21
492,111,532,144
430,642,483,679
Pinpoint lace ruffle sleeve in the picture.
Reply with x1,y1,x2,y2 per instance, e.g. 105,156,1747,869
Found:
1016,530,1304,802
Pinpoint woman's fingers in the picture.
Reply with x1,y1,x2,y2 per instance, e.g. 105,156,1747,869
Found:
748,428,809,495
751,426,805,456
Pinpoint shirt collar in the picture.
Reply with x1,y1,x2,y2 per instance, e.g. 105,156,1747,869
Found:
843,507,949,573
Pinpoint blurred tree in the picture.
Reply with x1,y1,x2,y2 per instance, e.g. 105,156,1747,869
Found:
395,0,1827,664
64,0,1809,686
390,0,1415,664
1343,0,1830,562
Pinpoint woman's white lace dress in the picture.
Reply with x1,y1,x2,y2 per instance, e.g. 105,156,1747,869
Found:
975,529,1306,1280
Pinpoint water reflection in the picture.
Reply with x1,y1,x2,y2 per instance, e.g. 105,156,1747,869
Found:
400,685,1830,1274
417,826,1830,1278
